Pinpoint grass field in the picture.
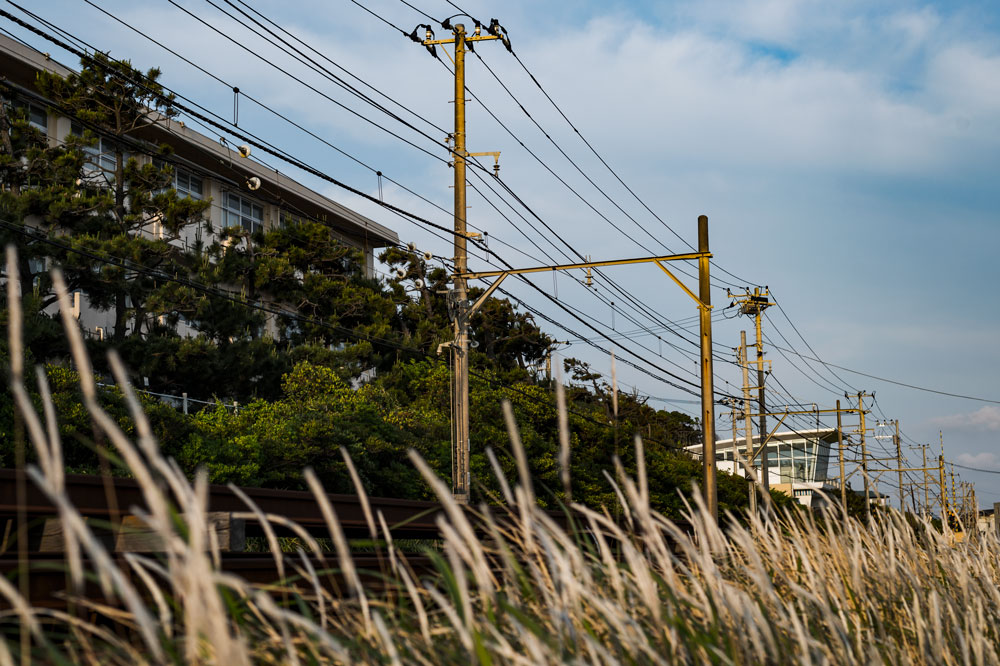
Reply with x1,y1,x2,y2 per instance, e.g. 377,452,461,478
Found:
5,250,1000,664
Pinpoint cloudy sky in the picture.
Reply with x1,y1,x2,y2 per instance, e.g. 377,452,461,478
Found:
5,0,998,505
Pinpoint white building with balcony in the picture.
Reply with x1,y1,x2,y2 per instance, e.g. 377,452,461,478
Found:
686,428,841,507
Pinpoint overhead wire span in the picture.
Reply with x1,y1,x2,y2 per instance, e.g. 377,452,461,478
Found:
102,0,719,379
2,7,721,405
168,0,447,162
0,218,696,444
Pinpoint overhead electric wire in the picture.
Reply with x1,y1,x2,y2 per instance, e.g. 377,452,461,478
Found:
5,8,720,403
3,217,696,444
766,336,1000,405
81,0,547,271
442,0,757,291
10,4,849,420
338,0,864,419
164,0,448,163
0,6,483,244
230,0,447,134
180,0,729,382
104,0,721,383
770,295,860,393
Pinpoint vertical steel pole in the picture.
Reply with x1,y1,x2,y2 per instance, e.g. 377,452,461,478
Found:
859,394,871,523
740,331,756,513
836,400,846,515
755,302,769,492
950,465,957,522
895,420,904,513
938,455,947,523
698,215,717,521
452,24,470,503
921,444,929,518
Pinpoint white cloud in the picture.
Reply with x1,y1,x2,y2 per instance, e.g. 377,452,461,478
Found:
933,406,1000,432
956,451,1000,471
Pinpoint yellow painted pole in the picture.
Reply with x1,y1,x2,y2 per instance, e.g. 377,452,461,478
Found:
698,215,717,521
740,331,757,513
754,291,770,492
938,454,948,523
895,420,904,513
837,399,846,515
452,24,470,503
858,393,871,523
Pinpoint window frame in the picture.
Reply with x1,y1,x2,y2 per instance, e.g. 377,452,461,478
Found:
70,121,118,174
223,191,264,234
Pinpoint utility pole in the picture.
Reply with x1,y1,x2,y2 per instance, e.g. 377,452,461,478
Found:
836,399,846,515
851,392,872,523
894,420,904,513
729,288,773,491
938,454,948,524
969,483,979,537
458,245,715,510
739,331,757,514
920,443,929,517
698,215,718,520
418,20,505,503
949,464,958,526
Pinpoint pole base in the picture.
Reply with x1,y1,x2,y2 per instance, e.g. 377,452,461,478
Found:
452,492,470,505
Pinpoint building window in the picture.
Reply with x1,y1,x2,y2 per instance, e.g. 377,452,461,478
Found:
153,160,204,200
3,96,47,134
223,192,264,233
794,489,812,497
25,103,46,133
15,99,47,133
71,121,117,174
279,210,308,228
174,167,203,200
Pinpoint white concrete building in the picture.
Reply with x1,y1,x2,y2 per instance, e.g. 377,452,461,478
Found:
686,428,841,507
0,34,398,341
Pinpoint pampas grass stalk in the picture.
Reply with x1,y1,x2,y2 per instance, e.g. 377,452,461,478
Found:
5,246,1000,663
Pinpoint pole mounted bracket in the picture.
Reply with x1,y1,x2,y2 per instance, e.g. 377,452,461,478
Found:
457,251,713,317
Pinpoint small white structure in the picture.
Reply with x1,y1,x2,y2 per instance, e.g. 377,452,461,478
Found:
686,428,841,507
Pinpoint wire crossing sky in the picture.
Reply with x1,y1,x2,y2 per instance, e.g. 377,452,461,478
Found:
3,0,998,501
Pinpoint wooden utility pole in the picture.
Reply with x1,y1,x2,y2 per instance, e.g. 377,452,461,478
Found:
836,399,846,515
729,288,773,491
451,24,471,503
894,420,904,513
949,465,958,525
919,443,929,517
938,454,948,523
420,22,504,502
739,331,757,513
698,215,717,520
854,392,872,522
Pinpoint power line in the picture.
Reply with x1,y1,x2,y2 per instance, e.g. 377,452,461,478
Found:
92,0,720,384
767,334,1000,405
3,217,696,443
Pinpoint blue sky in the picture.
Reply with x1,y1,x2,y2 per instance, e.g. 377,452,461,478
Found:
4,0,999,506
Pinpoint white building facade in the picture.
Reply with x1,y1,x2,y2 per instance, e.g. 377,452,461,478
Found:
0,34,399,341
687,428,841,507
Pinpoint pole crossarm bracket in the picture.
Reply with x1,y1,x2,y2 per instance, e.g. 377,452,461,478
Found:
465,272,509,319
457,251,713,312
752,411,789,460
424,34,501,46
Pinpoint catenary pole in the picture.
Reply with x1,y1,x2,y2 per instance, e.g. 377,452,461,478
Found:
895,419,904,513
740,331,757,514
698,215,717,521
836,399,846,515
